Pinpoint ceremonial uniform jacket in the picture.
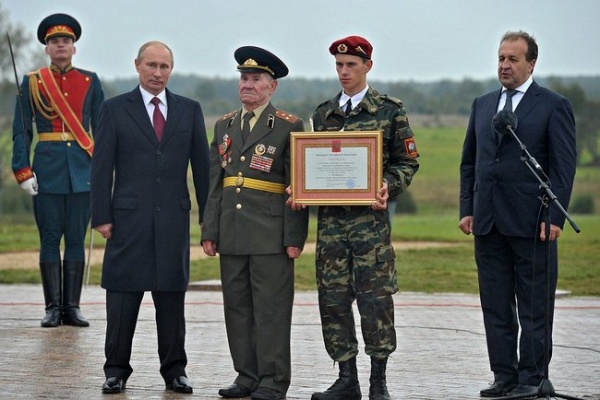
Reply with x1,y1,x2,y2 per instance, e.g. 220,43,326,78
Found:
202,102,309,255
12,64,104,194
312,87,419,198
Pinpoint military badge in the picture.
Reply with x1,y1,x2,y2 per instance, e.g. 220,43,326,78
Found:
255,144,266,156
337,43,348,53
267,146,276,155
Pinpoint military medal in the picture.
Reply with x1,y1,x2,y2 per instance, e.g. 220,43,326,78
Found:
255,144,266,155
220,134,232,168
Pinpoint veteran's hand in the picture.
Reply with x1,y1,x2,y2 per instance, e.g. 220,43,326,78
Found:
202,240,218,257
287,246,302,259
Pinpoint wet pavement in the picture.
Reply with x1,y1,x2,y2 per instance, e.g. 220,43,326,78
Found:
0,284,598,399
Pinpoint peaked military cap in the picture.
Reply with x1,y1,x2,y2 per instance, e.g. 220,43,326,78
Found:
329,35,373,59
37,13,81,44
234,46,289,79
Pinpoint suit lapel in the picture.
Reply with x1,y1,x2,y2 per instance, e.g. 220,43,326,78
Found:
159,89,181,148
125,87,160,146
514,81,541,124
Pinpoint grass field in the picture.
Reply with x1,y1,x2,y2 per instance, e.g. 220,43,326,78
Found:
1,126,598,295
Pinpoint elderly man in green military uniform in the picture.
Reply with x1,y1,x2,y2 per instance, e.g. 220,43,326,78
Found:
290,35,419,400
202,46,309,400
11,13,104,328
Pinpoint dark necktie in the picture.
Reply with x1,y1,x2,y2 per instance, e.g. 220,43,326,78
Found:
503,89,517,112
151,97,165,141
345,99,353,116
241,111,254,143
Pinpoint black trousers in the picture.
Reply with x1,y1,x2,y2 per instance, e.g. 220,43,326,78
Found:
104,290,187,382
475,225,557,386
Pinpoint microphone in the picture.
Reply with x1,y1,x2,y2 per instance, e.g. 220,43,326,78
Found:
492,109,518,136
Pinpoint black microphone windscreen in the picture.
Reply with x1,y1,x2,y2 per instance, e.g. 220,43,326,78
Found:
493,110,518,135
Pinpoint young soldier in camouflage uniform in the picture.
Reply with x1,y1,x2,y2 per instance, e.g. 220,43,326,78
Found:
308,36,419,400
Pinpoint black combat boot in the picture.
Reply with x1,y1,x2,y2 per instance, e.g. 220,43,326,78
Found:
40,261,62,327
61,260,89,327
369,357,390,400
311,357,362,400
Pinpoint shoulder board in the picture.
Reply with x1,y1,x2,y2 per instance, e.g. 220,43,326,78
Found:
380,94,403,107
217,111,237,122
275,110,299,123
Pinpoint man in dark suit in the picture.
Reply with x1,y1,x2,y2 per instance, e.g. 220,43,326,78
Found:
91,41,210,394
201,46,308,400
12,13,104,328
459,31,576,398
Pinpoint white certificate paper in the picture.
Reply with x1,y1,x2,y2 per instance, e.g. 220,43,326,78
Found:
304,146,368,190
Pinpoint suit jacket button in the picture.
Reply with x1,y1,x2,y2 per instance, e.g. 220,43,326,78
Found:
156,206,161,212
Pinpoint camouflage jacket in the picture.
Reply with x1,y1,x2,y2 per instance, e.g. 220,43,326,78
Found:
311,87,419,198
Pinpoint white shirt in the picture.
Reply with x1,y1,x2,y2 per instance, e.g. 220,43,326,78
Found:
139,86,167,126
498,76,533,112
339,85,369,112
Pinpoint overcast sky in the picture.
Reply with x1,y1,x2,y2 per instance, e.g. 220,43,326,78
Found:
4,0,600,82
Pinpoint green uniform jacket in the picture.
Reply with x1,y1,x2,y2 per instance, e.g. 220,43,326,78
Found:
312,87,419,198
202,102,308,254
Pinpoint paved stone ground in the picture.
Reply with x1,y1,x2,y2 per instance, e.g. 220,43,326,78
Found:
0,284,598,400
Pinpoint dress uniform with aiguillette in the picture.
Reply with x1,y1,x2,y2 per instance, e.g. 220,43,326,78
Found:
202,47,308,400
11,13,104,327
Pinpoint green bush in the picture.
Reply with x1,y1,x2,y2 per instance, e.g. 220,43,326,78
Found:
570,194,595,214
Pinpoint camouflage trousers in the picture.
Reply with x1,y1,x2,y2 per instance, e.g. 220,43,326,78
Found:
316,206,398,361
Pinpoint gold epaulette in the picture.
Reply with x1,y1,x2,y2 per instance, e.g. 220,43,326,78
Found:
275,110,299,123
218,111,237,122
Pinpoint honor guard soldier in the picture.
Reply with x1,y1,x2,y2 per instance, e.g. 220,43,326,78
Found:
202,46,309,400
11,13,104,327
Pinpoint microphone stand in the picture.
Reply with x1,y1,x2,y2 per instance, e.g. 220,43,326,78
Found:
496,126,581,400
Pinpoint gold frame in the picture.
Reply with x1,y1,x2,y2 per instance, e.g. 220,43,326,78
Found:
290,131,383,206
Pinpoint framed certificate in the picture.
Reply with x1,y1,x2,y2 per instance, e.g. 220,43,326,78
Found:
290,131,382,205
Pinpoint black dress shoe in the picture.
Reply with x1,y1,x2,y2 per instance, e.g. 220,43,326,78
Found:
251,387,285,400
480,380,517,397
102,377,126,394
507,384,539,398
219,383,252,398
166,376,193,393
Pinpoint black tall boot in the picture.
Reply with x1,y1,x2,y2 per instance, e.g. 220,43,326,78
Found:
62,260,89,327
311,357,362,400
40,261,62,327
369,357,390,400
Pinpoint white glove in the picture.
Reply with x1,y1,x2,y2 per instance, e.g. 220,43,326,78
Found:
19,173,38,196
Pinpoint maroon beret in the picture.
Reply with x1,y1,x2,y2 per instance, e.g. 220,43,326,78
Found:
329,35,373,59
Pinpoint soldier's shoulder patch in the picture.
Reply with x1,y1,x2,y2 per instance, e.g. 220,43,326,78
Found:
275,110,299,123
404,137,418,158
217,111,237,123
380,94,403,107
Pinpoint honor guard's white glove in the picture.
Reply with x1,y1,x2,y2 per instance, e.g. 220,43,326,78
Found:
19,173,38,196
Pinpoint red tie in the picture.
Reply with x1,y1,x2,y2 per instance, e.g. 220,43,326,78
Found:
151,97,165,141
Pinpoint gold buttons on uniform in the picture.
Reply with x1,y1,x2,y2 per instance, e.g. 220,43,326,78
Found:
240,156,246,162
236,204,242,209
